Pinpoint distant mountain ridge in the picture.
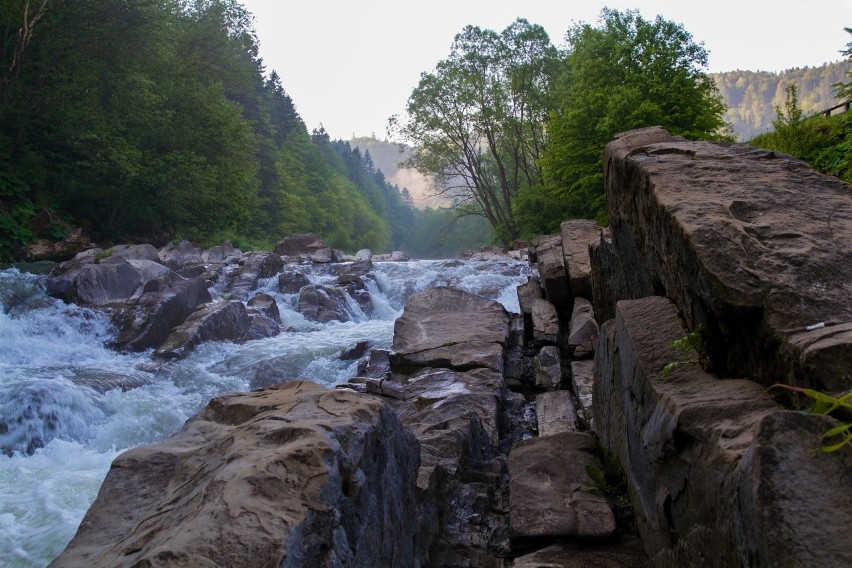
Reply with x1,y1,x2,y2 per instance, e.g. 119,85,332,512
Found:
711,60,851,140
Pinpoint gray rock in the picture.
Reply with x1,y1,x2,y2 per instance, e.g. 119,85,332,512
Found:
516,278,542,317
509,432,616,540
154,300,249,359
355,248,372,261
202,241,240,262
298,284,351,323
535,391,579,436
108,244,160,263
227,251,283,300
273,233,329,256
158,240,203,269
534,345,562,389
242,312,280,341
247,292,281,324
278,270,310,295
49,381,423,568
535,236,571,316
570,359,595,427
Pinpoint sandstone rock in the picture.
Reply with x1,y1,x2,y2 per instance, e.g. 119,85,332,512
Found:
516,278,542,317
531,298,560,345
567,297,598,358
278,270,310,295
602,126,852,391
227,251,283,300
535,391,579,436
158,240,203,269
390,250,410,261
593,296,850,566
363,349,391,379
242,312,281,341
154,300,249,359
50,381,423,568
535,236,571,316
340,340,371,361
390,287,509,375
559,219,602,301
247,293,281,324
298,284,351,323
355,248,372,261
273,233,329,256
309,247,338,263
534,346,561,389
25,227,93,262
509,431,616,540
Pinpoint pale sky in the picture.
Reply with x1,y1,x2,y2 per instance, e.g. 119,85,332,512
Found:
241,0,851,141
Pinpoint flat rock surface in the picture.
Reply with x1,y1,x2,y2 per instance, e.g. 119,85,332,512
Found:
509,431,616,540
50,381,421,568
535,391,579,436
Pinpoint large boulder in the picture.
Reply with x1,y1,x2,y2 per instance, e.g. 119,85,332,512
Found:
298,284,352,323
390,287,510,375
110,273,212,352
273,233,329,256
593,296,851,566
50,381,423,568
154,300,250,359
158,240,203,269
534,236,571,316
600,126,852,391
227,251,283,300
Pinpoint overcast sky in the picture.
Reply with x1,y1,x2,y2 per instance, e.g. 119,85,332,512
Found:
240,0,851,140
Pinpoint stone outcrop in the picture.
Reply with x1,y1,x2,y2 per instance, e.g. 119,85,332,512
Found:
534,236,571,316
599,126,852,391
154,300,250,359
559,219,602,301
593,296,851,567
390,287,509,375
227,251,283,300
158,240,203,269
51,381,423,568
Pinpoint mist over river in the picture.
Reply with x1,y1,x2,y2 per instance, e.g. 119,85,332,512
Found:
0,258,528,567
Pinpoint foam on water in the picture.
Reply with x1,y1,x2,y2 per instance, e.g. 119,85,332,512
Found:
0,256,530,566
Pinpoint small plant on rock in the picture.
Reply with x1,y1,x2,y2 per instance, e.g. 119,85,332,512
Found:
770,385,852,453
662,325,709,375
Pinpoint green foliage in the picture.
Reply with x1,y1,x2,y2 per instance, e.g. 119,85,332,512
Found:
393,19,559,241
770,385,852,453
662,325,709,375
832,28,852,102
540,9,731,228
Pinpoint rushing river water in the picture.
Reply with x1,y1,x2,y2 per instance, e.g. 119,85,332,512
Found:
0,258,529,567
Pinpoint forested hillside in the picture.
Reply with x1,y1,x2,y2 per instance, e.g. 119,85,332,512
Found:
711,61,851,140
0,0,491,261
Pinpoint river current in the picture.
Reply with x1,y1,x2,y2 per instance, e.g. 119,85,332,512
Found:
0,258,529,567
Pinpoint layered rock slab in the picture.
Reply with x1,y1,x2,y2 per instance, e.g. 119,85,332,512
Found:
601,126,852,391
50,381,422,568
593,296,851,567
391,287,510,374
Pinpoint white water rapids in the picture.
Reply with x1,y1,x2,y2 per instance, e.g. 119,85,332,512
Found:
0,258,529,567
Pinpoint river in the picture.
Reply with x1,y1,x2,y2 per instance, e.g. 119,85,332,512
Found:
0,257,529,567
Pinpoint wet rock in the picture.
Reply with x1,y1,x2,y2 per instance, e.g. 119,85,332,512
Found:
278,270,310,295
227,251,283,300
298,284,351,323
509,432,616,541
154,300,249,359
247,293,281,324
46,256,169,307
363,349,391,379
50,381,423,568
601,126,852,391
340,340,371,361
158,240,203,269
535,391,579,436
310,247,340,263
593,296,851,566
336,259,373,286
111,274,212,352
534,345,561,389
242,312,280,341
567,297,598,358
559,219,602,301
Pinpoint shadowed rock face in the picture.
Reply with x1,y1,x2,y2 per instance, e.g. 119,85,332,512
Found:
593,296,852,567
50,381,423,568
600,126,852,391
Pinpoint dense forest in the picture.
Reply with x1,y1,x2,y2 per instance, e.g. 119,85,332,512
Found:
2,2,849,259
712,61,851,140
0,0,489,260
